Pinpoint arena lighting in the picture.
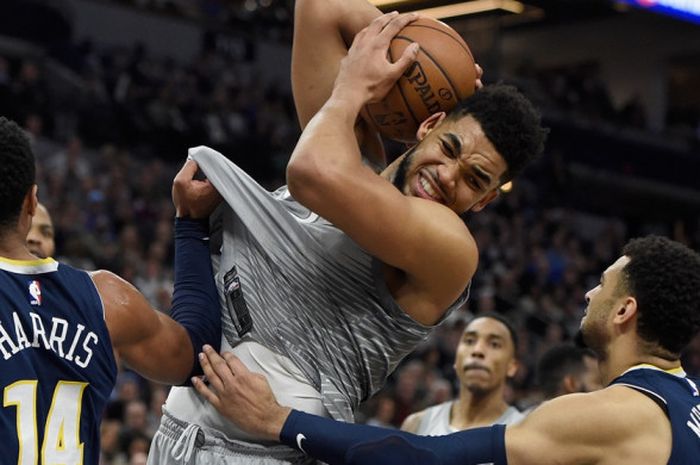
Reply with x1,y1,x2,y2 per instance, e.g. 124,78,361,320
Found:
616,0,700,24
499,181,513,193
369,0,526,18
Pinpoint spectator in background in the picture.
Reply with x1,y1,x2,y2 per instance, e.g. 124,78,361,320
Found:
522,344,601,414
365,394,397,429
401,314,524,435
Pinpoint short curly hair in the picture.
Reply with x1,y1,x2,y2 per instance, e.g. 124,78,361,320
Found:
0,116,35,230
621,236,700,356
446,83,548,183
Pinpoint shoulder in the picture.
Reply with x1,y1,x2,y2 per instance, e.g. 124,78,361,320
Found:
401,408,429,433
89,270,151,335
505,387,672,465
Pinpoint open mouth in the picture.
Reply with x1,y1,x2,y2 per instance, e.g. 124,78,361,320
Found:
415,170,446,204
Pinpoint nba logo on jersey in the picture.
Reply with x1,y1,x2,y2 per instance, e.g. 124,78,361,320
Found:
28,280,42,306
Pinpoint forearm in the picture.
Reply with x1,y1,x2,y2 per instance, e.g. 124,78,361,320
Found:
279,410,508,465
169,217,221,381
287,93,366,195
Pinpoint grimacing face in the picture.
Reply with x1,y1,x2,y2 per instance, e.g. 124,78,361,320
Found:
580,256,631,355
454,317,518,395
391,114,508,216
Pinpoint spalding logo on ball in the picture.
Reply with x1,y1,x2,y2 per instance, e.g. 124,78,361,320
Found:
361,17,477,143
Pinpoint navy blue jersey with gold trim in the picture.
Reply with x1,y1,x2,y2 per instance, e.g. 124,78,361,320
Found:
611,365,700,465
0,257,117,465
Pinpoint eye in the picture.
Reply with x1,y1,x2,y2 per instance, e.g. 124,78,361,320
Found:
441,139,456,158
465,175,481,191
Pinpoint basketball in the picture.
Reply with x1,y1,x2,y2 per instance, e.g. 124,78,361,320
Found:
361,17,477,143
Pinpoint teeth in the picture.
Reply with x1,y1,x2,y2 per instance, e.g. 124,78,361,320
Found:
420,177,438,199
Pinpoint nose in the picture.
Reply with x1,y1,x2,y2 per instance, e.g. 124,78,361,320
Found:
584,286,597,304
436,161,459,198
470,339,486,359
27,234,41,248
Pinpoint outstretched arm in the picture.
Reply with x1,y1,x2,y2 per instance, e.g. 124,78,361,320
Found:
192,346,505,465
192,348,671,465
100,160,222,385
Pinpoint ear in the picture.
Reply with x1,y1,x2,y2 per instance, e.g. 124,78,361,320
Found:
415,112,447,141
506,359,519,378
25,184,38,217
562,375,578,394
613,296,638,326
470,188,499,212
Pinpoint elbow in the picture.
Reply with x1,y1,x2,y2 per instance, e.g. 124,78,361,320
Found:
286,151,327,204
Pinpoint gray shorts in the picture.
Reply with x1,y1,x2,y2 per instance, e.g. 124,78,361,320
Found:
147,410,317,465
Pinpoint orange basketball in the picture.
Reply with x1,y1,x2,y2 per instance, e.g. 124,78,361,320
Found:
361,17,477,143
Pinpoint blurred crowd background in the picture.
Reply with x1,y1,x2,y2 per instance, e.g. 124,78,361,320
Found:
1,1,700,464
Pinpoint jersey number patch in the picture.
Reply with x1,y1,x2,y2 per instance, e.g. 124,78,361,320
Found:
3,380,88,465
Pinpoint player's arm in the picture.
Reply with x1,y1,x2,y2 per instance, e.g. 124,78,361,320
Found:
293,0,386,167
95,270,194,384
99,160,222,385
193,349,672,465
287,13,477,325
400,411,425,433
292,0,380,129
503,387,670,465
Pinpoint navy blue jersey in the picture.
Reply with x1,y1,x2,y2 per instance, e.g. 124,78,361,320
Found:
0,257,117,465
611,365,700,465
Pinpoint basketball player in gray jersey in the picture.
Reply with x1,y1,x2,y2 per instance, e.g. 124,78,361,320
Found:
148,5,547,465
402,315,524,435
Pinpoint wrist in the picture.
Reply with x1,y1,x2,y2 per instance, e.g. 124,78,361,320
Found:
174,217,209,239
329,85,368,114
267,406,292,441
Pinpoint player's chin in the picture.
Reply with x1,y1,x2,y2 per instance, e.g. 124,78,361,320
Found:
28,247,46,259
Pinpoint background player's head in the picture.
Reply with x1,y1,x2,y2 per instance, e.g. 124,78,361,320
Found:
27,202,55,258
390,84,547,216
0,116,37,240
537,344,601,400
581,235,700,360
454,313,519,397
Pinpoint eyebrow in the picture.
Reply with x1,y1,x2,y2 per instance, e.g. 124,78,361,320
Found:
445,133,462,156
472,165,492,186
464,331,506,341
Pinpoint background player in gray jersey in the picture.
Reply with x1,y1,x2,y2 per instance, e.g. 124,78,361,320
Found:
150,5,546,464
402,315,524,435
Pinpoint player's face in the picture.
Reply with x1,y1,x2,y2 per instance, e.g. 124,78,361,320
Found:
26,204,55,258
392,114,507,216
454,317,517,395
580,256,630,355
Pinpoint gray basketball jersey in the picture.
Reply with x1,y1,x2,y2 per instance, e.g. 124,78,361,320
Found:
187,146,470,423
414,401,524,436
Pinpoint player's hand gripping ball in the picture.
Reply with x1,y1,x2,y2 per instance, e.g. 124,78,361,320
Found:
361,17,478,143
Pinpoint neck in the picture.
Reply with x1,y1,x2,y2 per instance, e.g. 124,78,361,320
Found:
0,231,36,261
598,336,681,385
451,385,509,429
